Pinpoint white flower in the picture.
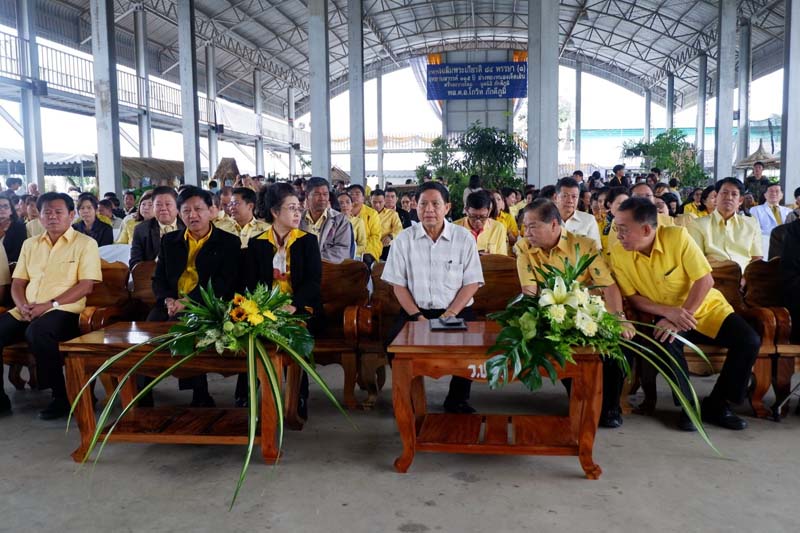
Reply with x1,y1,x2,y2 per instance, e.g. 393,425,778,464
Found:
575,310,598,337
539,277,579,308
548,304,567,323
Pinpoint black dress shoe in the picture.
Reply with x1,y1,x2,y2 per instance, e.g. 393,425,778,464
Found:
297,396,308,420
0,393,11,416
599,408,623,428
39,398,70,420
677,411,698,432
702,398,747,430
443,399,476,414
189,393,216,408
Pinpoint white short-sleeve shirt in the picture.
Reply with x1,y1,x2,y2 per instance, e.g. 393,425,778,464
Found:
563,210,602,250
381,221,484,310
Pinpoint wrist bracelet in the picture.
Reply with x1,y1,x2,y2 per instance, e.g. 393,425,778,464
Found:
409,312,423,320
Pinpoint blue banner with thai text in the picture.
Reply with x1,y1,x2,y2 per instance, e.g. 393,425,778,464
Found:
427,62,527,100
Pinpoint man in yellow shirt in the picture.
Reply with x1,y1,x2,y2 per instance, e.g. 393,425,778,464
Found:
687,178,762,272
371,188,403,260
0,192,102,419
517,199,634,427
224,187,271,248
149,187,241,407
337,191,367,259
347,184,382,263
454,190,509,255
610,197,759,431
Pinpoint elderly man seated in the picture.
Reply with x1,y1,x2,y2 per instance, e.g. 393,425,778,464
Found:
454,190,508,255
147,186,241,407
0,192,102,419
301,177,353,263
687,177,762,272
516,199,634,427
555,177,602,250
611,197,760,431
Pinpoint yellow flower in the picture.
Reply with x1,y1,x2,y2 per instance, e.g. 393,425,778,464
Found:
240,299,259,315
230,307,247,322
263,309,277,321
247,313,264,326
232,294,245,306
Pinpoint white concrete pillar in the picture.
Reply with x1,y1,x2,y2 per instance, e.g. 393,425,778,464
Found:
644,89,651,144
133,6,152,158
780,0,800,195
205,44,219,175
347,0,365,186
574,61,582,171
526,0,559,187
253,70,264,176
309,0,331,180
737,19,752,164
287,87,296,178
377,67,384,184
89,0,122,195
714,0,737,180
696,53,707,166
177,0,201,185
666,72,675,130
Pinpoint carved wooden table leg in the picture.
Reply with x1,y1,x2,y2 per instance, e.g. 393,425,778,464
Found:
66,357,96,463
576,360,603,480
749,357,772,419
259,355,282,462
392,358,415,473
410,376,426,417
341,351,358,409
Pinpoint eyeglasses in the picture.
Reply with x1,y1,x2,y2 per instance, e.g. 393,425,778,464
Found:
0,205,10,210
282,205,303,213
467,215,490,222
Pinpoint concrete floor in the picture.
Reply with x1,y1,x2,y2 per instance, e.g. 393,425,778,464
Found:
1,367,799,533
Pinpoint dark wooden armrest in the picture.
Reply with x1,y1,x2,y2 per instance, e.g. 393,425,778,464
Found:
769,306,792,344
78,306,97,334
0,306,7,315
738,306,777,348
343,305,359,348
356,303,383,346
90,306,125,330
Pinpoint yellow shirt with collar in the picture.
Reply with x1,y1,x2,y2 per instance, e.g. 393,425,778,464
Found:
0,244,9,285
158,219,179,237
454,217,509,256
303,209,328,237
516,229,614,289
509,199,527,219
377,208,403,241
26,218,45,238
218,216,271,248
682,203,702,217
686,210,763,272
355,204,383,259
10,227,102,319
496,210,519,239
609,225,733,338
177,228,214,296
115,217,141,244
606,213,674,258
349,215,367,258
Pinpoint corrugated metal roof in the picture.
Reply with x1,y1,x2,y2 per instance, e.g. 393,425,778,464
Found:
0,0,787,119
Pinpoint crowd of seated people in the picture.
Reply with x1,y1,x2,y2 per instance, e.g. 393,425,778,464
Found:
1,162,799,437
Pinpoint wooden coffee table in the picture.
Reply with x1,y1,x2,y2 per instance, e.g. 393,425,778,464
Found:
61,322,295,463
389,321,604,478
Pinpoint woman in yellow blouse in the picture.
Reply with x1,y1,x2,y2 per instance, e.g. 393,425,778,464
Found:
680,187,704,217
337,191,367,259
696,185,717,218
490,190,519,247
116,190,154,244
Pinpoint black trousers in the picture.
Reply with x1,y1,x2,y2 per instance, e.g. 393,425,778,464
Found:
565,354,632,415
0,310,80,399
145,306,208,395
386,307,475,403
637,312,760,406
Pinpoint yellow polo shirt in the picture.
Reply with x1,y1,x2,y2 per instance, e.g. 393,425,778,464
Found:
377,208,403,241
115,217,141,244
177,228,214,296
26,218,45,238
303,210,328,237
496,211,519,239
10,227,102,319
349,215,367,258
220,217,271,248
516,229,614,289
355,204,383,259
609,225,733,338
606,213,674,257
686,210,763,272
454,217,509,255
0,244,10,285
509,199,527,219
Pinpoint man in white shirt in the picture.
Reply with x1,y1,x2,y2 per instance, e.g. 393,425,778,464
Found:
750,180,792,248
383,182,485,413
555,177,602,250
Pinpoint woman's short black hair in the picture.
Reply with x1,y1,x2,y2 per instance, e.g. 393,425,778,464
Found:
699,185,716,212
604,186,630,210
77,193,99,210
261,182,298,223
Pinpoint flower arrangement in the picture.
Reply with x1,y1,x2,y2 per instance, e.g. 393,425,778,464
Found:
68,283,346,508
486,251,716,451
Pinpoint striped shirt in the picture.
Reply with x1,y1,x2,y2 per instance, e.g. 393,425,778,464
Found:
382,221,484,310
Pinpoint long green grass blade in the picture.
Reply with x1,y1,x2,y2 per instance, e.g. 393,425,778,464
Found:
254,339,284,453
228,336,259,510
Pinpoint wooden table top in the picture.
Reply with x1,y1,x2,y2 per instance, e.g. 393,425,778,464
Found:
61,322,175,351
389,320,599,359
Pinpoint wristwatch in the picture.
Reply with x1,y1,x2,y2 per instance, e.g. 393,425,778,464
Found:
51,300,60,309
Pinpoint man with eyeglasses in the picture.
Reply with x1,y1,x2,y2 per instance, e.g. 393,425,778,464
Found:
300,177,353,263
516,199,634,427
454,190,508,255
219,187,271,249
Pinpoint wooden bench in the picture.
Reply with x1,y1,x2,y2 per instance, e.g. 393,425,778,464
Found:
743,258,796,418
4,260,131,391
356,254,521,407
634,259,775,418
